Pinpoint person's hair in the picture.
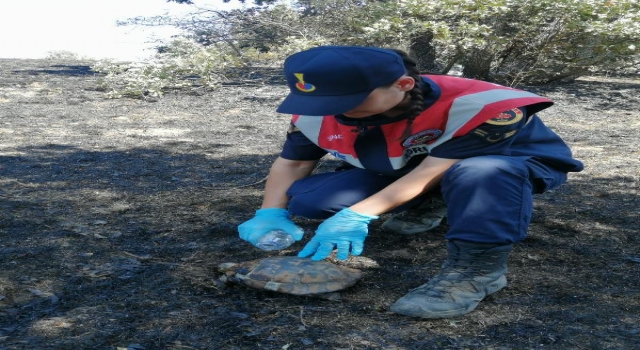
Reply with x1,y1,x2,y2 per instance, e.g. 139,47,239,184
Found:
389,49,430,140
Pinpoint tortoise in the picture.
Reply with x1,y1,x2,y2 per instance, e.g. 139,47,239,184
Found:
218,256,363,296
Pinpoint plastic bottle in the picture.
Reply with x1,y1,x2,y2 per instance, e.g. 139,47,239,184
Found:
255,229,295,251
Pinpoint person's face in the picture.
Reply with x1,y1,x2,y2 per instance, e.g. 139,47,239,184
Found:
342,76,415,118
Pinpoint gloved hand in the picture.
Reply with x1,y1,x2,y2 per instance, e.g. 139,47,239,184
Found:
238,208,304,246
298,208,379,261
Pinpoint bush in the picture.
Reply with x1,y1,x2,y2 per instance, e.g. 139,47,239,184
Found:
91,38,245,99
365,0,640,84
45,51,84,61
103,0,640,99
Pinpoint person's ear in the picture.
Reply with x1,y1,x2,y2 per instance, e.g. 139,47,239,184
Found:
395,76,415,91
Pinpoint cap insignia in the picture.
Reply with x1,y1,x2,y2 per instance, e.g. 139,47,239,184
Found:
294,73,316,92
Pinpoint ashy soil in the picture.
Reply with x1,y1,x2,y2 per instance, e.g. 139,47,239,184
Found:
0,59,638,350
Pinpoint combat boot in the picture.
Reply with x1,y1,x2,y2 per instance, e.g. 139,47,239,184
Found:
381,197,447,235
390,240,512,318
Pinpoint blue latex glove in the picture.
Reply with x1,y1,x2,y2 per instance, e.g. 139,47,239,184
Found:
238,208,304,246
298,208,379,261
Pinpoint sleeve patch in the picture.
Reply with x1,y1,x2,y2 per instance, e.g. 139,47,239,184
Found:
485,108,524,125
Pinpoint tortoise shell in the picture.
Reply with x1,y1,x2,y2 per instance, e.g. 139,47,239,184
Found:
219,256,363,295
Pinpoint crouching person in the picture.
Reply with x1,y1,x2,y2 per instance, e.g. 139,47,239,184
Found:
238,46,584,318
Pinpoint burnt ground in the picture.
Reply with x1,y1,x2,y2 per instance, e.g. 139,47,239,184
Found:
0,58,638,350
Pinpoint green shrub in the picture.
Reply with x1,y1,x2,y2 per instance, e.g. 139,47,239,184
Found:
102,0,640,99
91,38,245,99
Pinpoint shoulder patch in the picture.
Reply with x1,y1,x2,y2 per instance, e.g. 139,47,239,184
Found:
485,108,524,125
402,129,443,147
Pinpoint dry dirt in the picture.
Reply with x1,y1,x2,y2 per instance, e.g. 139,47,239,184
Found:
0,59,638,350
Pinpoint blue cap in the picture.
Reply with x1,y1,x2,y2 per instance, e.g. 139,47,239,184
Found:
276,46,406,116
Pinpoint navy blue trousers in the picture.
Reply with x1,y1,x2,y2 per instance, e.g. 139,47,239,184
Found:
286,156,567,244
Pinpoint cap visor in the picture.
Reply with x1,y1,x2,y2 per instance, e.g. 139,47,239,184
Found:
276,91,371,116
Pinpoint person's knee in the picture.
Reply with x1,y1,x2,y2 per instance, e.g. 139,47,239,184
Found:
443,156,529,186
286,168,394,219
287,195,333,219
